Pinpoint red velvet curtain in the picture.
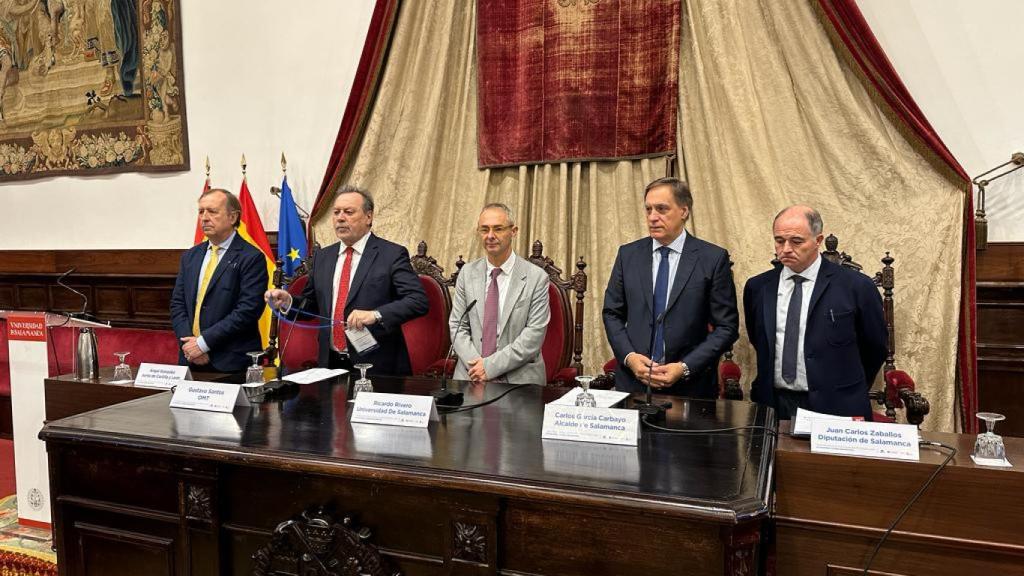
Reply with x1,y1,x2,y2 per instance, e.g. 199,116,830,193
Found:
816,0,978,432
312,0,402,224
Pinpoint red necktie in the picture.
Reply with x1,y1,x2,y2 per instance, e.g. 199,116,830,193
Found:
332,246,354,350
482,267,501,357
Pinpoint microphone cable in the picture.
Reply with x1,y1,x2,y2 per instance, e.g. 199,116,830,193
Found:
438,383,531,414
640,415,779,438
861,440,956,575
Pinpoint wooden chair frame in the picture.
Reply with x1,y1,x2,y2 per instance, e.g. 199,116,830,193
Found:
526,240,587,381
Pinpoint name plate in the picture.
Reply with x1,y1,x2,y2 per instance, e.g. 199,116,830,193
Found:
541,405,639,446
135,363,191,389
169,382,250,413
811,419,919,461
350,392,439,428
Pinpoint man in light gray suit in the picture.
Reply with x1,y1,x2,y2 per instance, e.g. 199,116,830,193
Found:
449,203,550,384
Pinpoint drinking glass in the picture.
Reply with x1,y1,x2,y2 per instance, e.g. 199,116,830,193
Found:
575,375,597,407
353,363,374,397
972,412,1007,462
245,351,266,384
110,351,132,383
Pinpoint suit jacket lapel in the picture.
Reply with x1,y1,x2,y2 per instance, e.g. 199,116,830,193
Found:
317,243,341,314
204,240,242,294
639,242,654,314
471,260,487,329
498,259,528,336
665,239,699,313
762,268,781,353
345,234,378,307
808,257,834,317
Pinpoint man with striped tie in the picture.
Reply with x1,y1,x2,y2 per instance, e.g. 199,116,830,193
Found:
170,188,268,372
449,203,550,384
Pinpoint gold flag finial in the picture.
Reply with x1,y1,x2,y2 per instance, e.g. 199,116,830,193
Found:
281,152,287,173
240,154,247,176
204,156,210,177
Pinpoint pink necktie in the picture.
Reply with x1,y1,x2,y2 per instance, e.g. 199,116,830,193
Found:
481,267,501,357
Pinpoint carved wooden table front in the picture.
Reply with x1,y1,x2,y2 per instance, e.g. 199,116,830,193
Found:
41,376,775,575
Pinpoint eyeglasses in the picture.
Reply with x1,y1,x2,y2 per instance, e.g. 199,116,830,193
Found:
477,225,513,235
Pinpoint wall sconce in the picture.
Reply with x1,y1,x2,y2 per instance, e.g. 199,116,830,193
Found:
972,152,1024,250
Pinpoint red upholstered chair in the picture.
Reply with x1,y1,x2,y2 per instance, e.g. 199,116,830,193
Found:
526,240,588,386
408,241,463,377
274,273,320,371
819,235,930,425
718,350,744,400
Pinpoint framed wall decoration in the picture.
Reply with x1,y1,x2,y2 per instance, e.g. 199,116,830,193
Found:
0,0,189,181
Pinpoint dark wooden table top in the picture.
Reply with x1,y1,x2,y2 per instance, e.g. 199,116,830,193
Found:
41,375,776,523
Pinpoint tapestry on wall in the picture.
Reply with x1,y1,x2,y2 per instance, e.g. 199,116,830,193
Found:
0,0,188,181
476,0,679,168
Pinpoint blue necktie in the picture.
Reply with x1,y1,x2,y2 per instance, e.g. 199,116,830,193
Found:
652,246,671,362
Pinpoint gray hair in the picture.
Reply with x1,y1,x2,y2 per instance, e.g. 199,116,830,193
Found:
481,202,516,226
334,184,375,214
775,205,823,236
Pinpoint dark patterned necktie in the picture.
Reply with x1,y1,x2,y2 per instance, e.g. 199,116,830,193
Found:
481,267,502,356
781,275,806,384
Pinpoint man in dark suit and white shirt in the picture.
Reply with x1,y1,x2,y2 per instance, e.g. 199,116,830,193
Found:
170,188,269,372
265,185,428,375
743,205,887,420
602,177,739,398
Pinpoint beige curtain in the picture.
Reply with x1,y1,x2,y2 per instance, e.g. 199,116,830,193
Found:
313,0,962,431
312,0,666,378
679,0,962,431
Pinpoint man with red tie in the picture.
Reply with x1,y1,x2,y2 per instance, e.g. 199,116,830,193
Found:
265,185,427,374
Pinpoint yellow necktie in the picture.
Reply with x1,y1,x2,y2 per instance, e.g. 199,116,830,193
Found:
192,245,220,336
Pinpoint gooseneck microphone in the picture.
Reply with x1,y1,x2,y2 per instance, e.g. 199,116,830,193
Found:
263,294,309,394
634,312,671,421
56,267,91,319
433,299,477,406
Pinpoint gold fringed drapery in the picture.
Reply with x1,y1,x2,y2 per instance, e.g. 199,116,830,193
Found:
314,0,964,431
678,0,962,431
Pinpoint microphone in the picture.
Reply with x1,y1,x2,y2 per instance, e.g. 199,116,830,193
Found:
432,299,477,406
263,294,309,394
634,312,671,421
56,267,91,318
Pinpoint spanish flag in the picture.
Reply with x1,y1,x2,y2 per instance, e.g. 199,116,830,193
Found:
192,175,210,245
236,178,276,349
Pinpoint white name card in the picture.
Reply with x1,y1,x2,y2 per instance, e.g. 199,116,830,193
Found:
350,392,439,428
169,382,250,413
541,405,639,446
811,419,919,461
135,363,191,389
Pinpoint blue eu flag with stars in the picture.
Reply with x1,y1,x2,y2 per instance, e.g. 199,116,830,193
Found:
277,176,307,278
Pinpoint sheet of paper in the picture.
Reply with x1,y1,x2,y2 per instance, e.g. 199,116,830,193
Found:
281,368,348,384
345,326,379,353
792,407,853,436
549,387,630,408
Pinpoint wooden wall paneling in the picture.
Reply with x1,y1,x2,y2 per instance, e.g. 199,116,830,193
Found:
976,244,1024,437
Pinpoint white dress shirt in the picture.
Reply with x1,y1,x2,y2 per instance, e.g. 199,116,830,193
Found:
329,232,370,352
485,251,518,337
774,253,822,392
195,232,236,353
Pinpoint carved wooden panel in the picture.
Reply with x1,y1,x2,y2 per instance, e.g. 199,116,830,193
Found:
75,522,176,576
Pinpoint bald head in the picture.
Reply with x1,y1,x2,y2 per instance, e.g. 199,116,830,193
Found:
773,205,824,273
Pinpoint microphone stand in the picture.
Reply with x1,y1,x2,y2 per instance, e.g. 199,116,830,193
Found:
432,300,477,406
633,313,672,422
263,295,307,395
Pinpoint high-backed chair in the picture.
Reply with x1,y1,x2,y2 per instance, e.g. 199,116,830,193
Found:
271,262,320,371
819,234,930,425
526,240,587,386
405,241,463,376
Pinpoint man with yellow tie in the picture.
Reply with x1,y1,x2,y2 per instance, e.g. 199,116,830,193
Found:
170,188,269,372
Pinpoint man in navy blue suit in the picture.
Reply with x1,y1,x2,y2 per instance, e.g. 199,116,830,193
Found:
603,177,739,398
743,205,887,420
265,185,428,375
170,188,269,373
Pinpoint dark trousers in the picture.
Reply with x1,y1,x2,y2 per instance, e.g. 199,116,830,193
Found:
773,388,809,420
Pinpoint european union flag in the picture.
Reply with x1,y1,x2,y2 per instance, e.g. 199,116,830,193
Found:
277,176,307,278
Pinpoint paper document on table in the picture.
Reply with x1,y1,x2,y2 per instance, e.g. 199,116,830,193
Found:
345,326,379,353
549,387,630,408
282,368,348,384
792,407,853,436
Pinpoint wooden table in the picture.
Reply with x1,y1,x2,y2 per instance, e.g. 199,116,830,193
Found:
774,422,1024,575
40,376,775,576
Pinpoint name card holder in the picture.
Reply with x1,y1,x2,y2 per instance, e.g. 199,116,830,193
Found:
811,419,920,461
170,382,250,413
350,392,439,428
135,363,192,389
541,405,639,446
